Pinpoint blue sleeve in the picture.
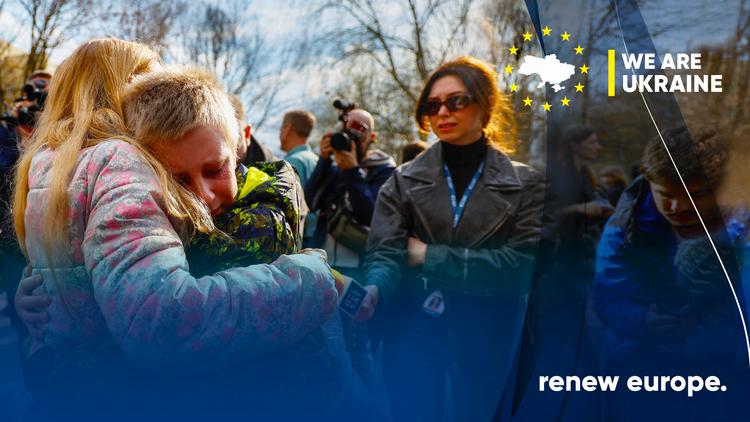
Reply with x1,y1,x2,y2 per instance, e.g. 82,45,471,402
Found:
341,165,395,226
594,223,650,341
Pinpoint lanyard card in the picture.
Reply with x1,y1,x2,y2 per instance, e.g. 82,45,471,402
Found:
339,277,368,319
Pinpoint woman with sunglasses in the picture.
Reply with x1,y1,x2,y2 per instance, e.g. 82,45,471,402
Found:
358,56,544,420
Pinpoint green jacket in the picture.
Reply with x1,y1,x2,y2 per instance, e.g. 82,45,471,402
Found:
186,161,304,277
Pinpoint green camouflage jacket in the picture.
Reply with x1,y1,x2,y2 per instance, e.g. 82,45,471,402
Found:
186,161,304,277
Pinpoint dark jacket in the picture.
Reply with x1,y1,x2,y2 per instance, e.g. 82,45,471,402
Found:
594,176,679,342
594,177,745,368
241,135,275,165
305,149,396,245
363,141,544,306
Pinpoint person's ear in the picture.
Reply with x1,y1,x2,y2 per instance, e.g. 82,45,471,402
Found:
370,131,377,143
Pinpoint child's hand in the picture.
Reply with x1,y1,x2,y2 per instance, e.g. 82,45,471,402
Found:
15,272,50,341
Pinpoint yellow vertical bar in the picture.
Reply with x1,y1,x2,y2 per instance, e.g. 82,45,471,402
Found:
608,49,616,97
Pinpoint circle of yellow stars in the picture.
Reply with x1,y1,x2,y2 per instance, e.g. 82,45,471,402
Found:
506,26,590,113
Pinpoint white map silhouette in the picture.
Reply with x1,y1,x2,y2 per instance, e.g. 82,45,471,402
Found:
518,54,575,92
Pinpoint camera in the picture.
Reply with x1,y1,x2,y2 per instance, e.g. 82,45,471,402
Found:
330,99,359,151
1,83,48,128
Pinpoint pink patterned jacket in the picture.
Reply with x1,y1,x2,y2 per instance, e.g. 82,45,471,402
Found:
24,140,338,371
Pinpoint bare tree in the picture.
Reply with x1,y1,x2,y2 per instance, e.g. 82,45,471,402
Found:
307,0,479,154
17,0,93,77
0,0,20,101
178,1,303,129
318,0,475,99
102,0,187,55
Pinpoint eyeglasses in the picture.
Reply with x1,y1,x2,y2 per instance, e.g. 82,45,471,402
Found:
421,94,473,116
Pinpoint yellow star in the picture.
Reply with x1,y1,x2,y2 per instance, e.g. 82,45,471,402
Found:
542,26,552,36
579,64,589,74
561,96,571,106
508,45,519,55
523,96,533,107
561,31,571,41
574,44,584,55
542,102,552,111
522,31,533,41
574,82,585,92
510,83,519,93
504,64,513,74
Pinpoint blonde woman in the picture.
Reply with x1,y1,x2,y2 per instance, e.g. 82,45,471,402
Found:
13,38,337,414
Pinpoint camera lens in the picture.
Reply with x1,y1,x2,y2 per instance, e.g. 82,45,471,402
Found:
330,132,352,151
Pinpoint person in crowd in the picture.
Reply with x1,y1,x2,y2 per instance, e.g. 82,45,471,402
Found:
228,94,275,165
1,70,53,358
25,70,52,93
280,109,319,186
594,126,747,420
11,38,338,419
279,109,320,248
548,126,613,241
305,108,396,272
122,67,305,274
357,55,544,421
599,165,629,207
401,140,428,164
4,71,51,148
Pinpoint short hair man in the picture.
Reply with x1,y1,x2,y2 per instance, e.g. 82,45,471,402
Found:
594,126,744,376
280,109,318,186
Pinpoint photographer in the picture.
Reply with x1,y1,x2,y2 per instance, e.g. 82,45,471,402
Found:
305,104,395,270
2,71,50,148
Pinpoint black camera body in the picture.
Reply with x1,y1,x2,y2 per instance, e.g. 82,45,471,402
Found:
330,128,360,152
1,83,48,128
331,99,358,151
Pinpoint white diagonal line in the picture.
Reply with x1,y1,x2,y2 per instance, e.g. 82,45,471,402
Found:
614,0,750,367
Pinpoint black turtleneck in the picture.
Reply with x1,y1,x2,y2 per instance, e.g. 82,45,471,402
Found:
441,136,487,199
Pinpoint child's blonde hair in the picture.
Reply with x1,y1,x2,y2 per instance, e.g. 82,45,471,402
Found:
13,38,214,258
123,65,239,156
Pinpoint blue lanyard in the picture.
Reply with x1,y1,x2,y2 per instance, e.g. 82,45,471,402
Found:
443,161,484,229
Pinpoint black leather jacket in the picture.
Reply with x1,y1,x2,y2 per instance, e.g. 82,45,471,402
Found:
363,142,544,306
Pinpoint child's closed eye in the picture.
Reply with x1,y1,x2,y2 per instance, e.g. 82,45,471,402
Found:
205,159,229,177
175,174,191,186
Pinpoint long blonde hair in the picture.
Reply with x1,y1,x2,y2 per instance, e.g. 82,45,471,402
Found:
13,38,214,259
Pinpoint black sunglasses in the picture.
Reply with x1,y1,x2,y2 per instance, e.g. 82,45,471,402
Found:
422,94,473,116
